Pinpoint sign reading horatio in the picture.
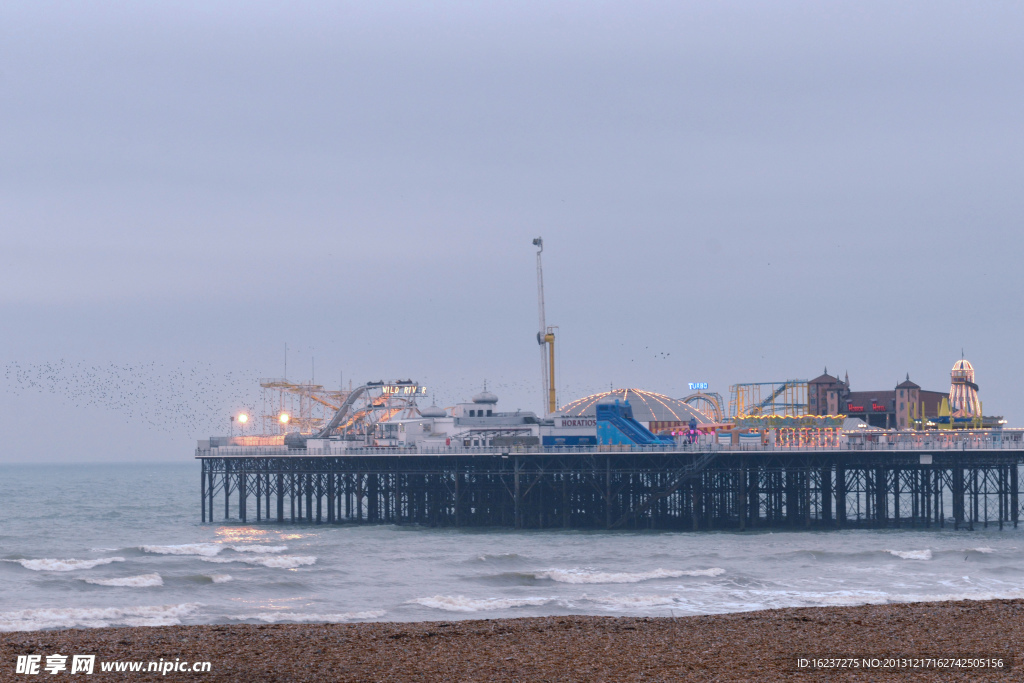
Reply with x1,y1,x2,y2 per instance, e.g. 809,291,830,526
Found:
555,416,597,428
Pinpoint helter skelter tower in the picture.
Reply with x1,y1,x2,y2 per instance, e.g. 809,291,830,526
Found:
949,358,982,417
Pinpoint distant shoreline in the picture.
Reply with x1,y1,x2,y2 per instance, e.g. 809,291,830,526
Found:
2,599,1021,681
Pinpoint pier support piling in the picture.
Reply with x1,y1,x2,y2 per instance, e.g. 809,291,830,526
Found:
197,448,1024,531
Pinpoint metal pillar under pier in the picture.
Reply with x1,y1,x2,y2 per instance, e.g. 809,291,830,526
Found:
196,449,1024,532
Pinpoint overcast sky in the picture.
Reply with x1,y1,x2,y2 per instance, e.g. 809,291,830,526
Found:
2,2,1022,462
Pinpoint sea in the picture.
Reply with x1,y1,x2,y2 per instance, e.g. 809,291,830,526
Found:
2,462,1023,632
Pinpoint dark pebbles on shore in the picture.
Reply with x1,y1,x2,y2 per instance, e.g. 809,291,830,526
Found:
2,599,1023,682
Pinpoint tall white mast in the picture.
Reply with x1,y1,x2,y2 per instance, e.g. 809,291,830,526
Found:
532,237,549,414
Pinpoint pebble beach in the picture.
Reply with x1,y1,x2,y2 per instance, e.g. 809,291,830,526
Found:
3,599,1022,681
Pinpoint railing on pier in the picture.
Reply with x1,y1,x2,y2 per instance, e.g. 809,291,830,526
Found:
196,438,1024,459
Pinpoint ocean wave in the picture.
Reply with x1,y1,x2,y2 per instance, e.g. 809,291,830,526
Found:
0,603,201,632
793,590,891,607
530,567,724,584
199,555,316,569
410,595,556,612
707,584,1024,612
929,547,999,558
4,557,125,572
247,610,386,623
141,543,288,557
84,573,163,587
795,587,1024,608
885,549,932,561
678,568,726,577
209,574,234,583
585,594,686,609
141,543,223,557
476,553,525,562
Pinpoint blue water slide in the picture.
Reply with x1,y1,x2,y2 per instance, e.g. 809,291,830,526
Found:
596,401,674,446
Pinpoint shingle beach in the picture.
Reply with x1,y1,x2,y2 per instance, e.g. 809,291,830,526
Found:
2,599,1022,681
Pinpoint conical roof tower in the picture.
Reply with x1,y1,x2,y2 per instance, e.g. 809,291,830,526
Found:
949,358,982,417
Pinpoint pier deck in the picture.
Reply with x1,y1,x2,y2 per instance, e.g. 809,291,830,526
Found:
197,441,1024,531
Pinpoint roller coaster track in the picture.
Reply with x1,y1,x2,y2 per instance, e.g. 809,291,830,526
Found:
728,381,808,418
680,392,724,422
314,388,418,438
754,384,789,414
315,385,370,438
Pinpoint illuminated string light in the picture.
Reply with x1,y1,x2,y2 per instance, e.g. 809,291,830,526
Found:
560,388,710,423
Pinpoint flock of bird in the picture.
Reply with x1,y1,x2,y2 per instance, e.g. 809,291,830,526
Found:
3,354,686,439
3,360,262,436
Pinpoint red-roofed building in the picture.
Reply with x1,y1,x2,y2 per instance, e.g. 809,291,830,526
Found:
808,369,945,429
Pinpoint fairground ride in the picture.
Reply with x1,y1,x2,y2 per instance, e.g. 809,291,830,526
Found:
259,378,427,440
681,391,725,422
728,380,808,419
533,237,557,416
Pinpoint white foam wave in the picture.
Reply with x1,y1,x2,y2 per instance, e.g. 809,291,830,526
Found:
796,590,891,607
84,573,163,587
796,587,1024,608
531,567,724,584
5,557,125,572
200,555,316,569
209,574,234,583
141,543,223,557
586,594,685,608
970,547,996,554
229,545,287,554
410,595,556,612
679,568,727,577
141,543,288,557
248,610,386,623
886,549,932,560
0,603,201,632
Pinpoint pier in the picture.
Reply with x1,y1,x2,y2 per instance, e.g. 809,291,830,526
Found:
197,438,1024,531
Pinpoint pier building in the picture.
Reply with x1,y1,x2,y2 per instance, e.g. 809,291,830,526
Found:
198,240,1021,532
198,376,1024,532
769,362,999,430
197,428,1024,531
198,351,1016,532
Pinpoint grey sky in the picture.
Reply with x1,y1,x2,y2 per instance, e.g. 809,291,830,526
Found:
2,2,1022,461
